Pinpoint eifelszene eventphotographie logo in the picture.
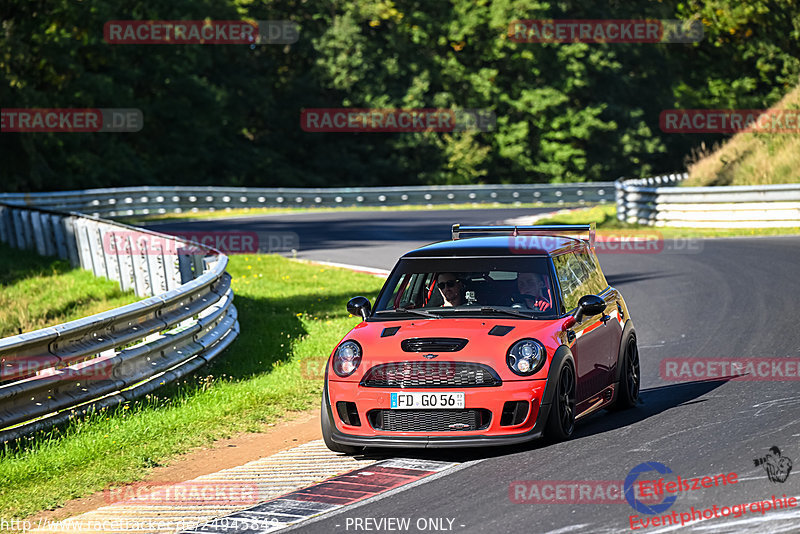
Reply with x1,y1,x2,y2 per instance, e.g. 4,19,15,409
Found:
754,446,793,483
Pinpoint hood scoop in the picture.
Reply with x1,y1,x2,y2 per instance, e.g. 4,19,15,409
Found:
401,337,468,352
488,325,515,336
381,326,401,337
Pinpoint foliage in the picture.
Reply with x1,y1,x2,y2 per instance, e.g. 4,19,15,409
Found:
1,0,798,190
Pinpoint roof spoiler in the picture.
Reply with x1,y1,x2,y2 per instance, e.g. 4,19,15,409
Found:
451,223,596,248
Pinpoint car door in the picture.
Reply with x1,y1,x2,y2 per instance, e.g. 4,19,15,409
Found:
584,251,623,378
553,249,616,406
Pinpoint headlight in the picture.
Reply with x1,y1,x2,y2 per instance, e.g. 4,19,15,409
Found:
507,339,546,376
333,340,362,377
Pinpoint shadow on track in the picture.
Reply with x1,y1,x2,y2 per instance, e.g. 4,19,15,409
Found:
605,272,681,286
353,378,730,463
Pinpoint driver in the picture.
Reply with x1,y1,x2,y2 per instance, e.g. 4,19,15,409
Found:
515,272,553,311
437,272,465,307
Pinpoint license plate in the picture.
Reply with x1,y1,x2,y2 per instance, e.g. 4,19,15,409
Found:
390,392,465,409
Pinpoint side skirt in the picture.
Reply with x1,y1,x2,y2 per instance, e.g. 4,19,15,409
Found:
576,384,616,420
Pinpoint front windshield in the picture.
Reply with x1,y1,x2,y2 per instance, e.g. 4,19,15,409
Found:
373,256,559,319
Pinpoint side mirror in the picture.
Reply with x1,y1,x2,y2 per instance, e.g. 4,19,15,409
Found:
347,296,372,320
575,294,606,323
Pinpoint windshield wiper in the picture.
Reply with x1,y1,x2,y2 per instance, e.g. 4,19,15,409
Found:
376,307,441,319
476,306,534,319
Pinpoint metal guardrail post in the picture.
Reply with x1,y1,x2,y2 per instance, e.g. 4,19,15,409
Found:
52,214,68,259
41,213,57,257
110,230,135,293
0,205,9,246
74,218,93,271
146,240,168,296
164,247,181,292
83,220,102,277
99,223,122,283
131,236,152,297
62,216,81,267
15,210,29,249
191,254,204,280
30,212,46,256
177,249,195,284
97,222,115,281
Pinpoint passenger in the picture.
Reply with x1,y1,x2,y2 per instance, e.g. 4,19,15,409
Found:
515,272,553,311
436,272,465,307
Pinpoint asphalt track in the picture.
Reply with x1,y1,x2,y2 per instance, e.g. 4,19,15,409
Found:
146,207,557,269
149,210,800,534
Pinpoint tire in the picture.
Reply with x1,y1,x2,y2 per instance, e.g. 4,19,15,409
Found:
321,396,363,455
611,334,640,410
545,361,576,442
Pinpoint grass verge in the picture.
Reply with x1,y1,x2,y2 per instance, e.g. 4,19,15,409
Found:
0,255,384,521
0,244,140,338
536,205,800,238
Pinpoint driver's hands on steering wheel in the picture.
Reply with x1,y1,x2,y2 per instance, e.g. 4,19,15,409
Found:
511,293,552,311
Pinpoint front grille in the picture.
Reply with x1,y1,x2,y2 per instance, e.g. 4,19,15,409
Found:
400,337,468,352
360,362,501,388
368,409,492,432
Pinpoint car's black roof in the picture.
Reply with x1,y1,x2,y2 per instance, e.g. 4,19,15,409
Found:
402,235,584,258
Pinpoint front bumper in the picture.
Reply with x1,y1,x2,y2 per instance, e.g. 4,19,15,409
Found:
324,380,551,448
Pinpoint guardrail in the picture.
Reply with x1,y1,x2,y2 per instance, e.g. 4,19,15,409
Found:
615,174,800,228
0,202,239,443
0,183,614,217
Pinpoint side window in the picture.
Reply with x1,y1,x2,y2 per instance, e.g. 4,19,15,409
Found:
553,252,586,311
390,273,413,308
580,250,609,296
553,248,609,311
392,273,430,308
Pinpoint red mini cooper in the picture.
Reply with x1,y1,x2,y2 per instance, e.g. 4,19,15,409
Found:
321,224,640,452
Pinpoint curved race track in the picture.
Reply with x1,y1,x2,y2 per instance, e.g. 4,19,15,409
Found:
150,209,800,534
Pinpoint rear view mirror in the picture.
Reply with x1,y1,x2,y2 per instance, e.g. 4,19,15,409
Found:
575,294,605,322
347,296,372,320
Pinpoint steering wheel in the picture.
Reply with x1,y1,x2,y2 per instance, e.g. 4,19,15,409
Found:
510,293,538,309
